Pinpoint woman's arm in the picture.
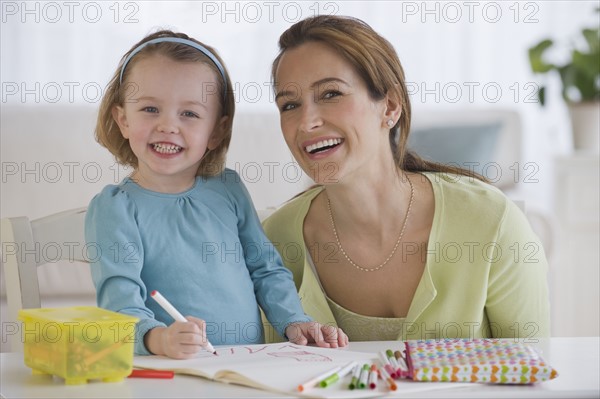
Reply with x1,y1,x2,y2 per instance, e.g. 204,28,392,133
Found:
485,198,551,339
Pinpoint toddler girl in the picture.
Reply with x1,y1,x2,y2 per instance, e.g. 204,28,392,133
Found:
86,30,347,358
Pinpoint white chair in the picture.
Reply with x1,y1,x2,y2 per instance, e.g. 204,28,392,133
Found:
1,207,88,352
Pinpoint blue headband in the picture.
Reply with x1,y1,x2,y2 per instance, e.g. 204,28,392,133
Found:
119,37,227,94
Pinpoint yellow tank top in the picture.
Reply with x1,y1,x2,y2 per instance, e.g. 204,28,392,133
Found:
325,296,405,341
306,248,404,341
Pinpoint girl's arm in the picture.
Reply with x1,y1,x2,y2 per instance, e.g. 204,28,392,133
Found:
85,186,165,355
225,171,346,346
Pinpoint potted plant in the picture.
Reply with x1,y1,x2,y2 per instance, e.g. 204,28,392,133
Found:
528,9,600,152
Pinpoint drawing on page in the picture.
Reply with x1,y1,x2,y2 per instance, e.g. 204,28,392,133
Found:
267,351,333,362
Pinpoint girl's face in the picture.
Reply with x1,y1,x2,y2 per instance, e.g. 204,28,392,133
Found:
113,54,226,193
274,41,392,185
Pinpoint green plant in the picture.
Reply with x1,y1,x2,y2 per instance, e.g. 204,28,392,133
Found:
528,9,600,106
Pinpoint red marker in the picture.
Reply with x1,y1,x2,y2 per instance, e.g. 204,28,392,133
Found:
379,351,397,378
128,369,174,379
368,364,378,389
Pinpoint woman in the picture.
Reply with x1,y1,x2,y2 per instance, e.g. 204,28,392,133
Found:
263,15,550,341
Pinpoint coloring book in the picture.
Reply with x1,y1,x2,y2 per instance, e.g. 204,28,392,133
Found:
132,342,465,398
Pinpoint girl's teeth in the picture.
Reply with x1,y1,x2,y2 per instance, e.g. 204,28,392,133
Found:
306,138,342,154
152,143,182,154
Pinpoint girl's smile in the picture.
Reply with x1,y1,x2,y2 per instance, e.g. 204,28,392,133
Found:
150,142,184,156
113,54,226,193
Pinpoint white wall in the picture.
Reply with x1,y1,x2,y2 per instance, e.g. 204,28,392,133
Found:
2,0,598,217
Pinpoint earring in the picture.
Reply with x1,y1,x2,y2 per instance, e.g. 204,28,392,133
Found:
387,119,395,128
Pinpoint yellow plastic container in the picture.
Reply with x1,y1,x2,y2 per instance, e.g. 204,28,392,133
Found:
18,306,138,385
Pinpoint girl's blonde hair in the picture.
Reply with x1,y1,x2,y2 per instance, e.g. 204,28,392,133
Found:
272,15,486,181
96,30,235,177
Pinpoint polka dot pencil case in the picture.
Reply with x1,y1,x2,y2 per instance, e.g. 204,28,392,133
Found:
403,339,558,384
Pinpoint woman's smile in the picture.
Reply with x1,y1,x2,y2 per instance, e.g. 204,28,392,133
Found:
303,137,344,159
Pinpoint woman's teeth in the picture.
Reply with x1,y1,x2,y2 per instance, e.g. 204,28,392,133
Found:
152,143,182,154
305,138,342,154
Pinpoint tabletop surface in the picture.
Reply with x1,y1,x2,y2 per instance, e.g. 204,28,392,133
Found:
2,337,599,398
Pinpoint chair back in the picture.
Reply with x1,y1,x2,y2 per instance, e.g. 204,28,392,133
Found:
1,207,87,352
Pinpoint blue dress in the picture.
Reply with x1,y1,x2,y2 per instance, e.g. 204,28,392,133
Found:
85,169,310,354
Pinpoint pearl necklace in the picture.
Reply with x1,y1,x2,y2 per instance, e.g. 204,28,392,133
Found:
326,175,414,272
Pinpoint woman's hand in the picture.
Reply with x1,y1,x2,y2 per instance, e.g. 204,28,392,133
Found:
285,322,349,348
144,316,210,359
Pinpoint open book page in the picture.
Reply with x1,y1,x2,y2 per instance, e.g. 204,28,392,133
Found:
133,343,470,398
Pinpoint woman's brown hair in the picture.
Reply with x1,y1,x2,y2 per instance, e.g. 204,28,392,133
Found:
271,15,486,181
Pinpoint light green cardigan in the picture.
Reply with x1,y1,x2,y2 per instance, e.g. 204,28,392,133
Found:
262,173,551,341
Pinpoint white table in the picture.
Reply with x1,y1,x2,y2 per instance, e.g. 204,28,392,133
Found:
1,338,598,398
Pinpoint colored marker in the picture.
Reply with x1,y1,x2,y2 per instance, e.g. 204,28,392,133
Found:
348,364,361,390
378,351,397,379
319,361,358,387
387,348,408,377
358,363,370,389
368,364,378,389
398,341,406,354
150,290,217,355
396,356,408,373
386,349,400,369
394,350,404,361
379,366,398,391
394,350,407,368
297,366,342,392
128,369,175,379
379,350,391,366
385,364,398,380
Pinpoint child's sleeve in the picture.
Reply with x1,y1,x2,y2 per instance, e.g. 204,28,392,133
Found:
85,186,165,355
225,173,312,338
485,199,551,339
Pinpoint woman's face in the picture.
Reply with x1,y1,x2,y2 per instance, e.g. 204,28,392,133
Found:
274,41,392,185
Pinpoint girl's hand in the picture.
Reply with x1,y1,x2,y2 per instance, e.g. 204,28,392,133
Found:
285,322,349,348
145,316,209,359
